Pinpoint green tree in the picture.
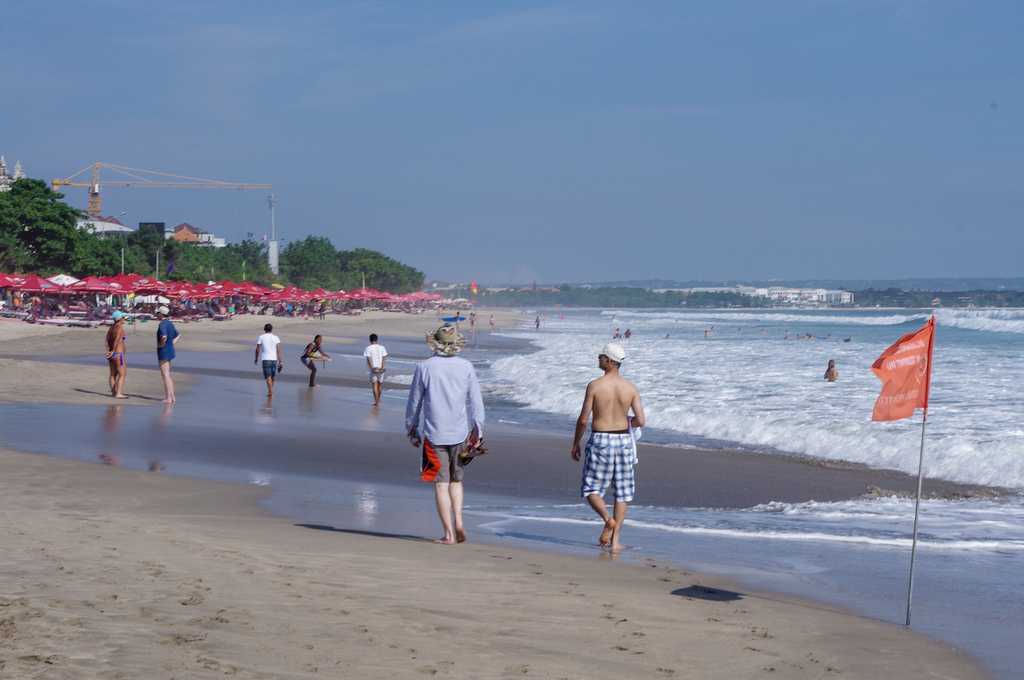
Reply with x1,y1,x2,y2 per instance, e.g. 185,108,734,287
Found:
337,248,424,293
0,178,103,275
281,236,342,289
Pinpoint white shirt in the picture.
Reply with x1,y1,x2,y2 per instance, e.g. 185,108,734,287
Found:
257,333,281,361
363,343,388,369
405,355,485,446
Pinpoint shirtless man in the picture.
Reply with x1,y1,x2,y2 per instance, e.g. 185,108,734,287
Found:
571,342,645,553
105,311,128,399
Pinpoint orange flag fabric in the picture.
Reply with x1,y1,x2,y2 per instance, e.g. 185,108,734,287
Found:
871,317,935,421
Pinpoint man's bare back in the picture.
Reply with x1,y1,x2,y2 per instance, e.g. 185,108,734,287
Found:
589,373,641,432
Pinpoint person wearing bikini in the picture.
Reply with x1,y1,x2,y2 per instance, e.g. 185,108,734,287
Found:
571,342,646,553
105,311,128,399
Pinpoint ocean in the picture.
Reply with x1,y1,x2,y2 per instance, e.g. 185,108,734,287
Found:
479,307,1024,678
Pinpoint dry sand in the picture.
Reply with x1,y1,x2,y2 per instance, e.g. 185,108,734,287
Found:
0,309,524,357
0,448,985,679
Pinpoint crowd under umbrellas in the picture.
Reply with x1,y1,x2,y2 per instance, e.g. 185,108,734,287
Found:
0,272,445,326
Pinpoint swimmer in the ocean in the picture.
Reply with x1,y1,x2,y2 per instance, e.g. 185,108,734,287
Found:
824,359,839,382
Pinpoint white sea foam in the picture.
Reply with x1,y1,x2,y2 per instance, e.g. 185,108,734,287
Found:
600,307,1024,334
935,308,1024,334
470,494,1024,554
602,309,927,326
488,309,1024,488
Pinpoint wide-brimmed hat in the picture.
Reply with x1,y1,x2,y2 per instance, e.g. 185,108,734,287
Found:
426,324,465,357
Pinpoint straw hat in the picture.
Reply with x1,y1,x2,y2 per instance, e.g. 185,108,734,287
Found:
426,324,465,357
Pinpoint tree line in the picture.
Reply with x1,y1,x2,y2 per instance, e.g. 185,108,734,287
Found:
462,286,772,308
0,178,424,292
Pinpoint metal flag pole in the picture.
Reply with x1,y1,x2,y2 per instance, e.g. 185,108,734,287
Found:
904,408,928,626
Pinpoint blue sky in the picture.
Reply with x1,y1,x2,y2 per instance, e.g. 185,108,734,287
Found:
2,1,1021,283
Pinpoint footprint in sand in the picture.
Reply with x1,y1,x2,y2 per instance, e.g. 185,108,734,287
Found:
179,592,205,606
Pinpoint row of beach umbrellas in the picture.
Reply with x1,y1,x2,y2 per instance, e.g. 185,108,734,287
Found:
0,272,443,304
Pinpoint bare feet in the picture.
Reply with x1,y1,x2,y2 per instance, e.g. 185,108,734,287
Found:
114,394,128,400
598,518,617,546
433,537,456,545
455,528,467,544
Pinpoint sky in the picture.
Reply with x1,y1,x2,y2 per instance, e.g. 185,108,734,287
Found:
2,1,1021,283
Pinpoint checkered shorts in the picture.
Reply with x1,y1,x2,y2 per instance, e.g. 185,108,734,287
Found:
581,432,637,502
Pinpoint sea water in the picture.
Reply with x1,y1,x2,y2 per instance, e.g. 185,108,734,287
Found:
482,308,1024,678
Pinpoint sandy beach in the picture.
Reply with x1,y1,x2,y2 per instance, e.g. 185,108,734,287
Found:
0,312,996,678
0,447,985,679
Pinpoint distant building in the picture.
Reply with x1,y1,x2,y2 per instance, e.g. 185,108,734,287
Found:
168,222,227,248
77,215,135,237
0,155,25,192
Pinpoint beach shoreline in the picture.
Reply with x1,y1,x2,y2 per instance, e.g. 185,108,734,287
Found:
0,447,988,679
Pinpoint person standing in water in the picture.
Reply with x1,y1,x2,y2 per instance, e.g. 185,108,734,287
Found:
405,325,485,545
364,333,388,405
535,314,541,330
156,306,180,403
255,323,282,398
824,359,839,382
301,334,330,387
571,343,646,553
105,311,128,399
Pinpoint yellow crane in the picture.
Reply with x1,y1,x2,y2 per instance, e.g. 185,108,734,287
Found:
52,162,272,218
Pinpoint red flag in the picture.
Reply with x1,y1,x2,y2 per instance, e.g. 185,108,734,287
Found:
871,317,935,421
470,280,479,296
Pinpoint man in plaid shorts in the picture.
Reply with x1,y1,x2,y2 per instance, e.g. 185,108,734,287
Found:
571,343,646,553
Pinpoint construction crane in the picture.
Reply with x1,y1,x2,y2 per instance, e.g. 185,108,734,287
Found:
52,162,272,218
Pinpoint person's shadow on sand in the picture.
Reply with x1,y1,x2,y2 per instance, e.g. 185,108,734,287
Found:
672,585,744,602
295,523,431,543
74,388,162,402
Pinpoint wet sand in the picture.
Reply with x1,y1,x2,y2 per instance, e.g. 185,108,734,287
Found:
0,312,992,506
0,447,986,679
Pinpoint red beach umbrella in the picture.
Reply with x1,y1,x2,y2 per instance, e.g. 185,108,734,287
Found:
12,273,63,294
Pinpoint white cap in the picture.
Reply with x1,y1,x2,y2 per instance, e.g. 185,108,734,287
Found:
600,342,626,363
157,305,170,316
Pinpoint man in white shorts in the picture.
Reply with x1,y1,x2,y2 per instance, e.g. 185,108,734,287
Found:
364,333,388,405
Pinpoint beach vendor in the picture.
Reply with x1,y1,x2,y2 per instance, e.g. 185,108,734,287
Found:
301,334,331,387
156,305,180,403
571,342,646,553
105,311,128,399
363,333,388,405
405,324,485,545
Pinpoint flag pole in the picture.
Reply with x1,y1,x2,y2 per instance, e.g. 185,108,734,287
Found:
904,407,928,626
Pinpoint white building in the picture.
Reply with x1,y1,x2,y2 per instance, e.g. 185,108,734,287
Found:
0,155,25,192
657,284,854,305
77,216,135,237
